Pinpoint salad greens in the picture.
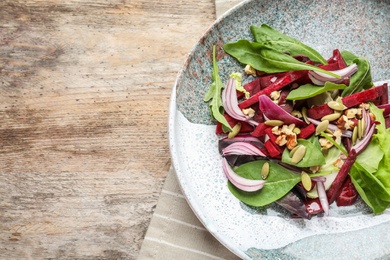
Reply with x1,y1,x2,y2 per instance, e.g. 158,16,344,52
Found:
204,23,390,218
287,82,347,100
341,50,373,96
228,160,301,207
223,40,341,78
250,24,327,64
203,45,233,132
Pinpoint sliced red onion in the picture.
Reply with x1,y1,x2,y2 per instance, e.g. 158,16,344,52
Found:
220,135,263,144
316,181,329,216
308,63,358,86
222,142,267,157
222,158,265,192
307,117,352,138
311,176,326,182
222,79,258,126
362,107,372,136
259,95,305,126
352,123,376,155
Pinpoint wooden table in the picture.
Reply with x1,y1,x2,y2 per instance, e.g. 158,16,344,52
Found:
0,0,220,258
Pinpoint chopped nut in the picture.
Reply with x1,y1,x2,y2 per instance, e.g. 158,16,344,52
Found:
337,115,356,130
244,64,257,76
270,90,281,101
333,158,344,168
319,137,333,150
359,103,370,110
333,129,342,144
344,108,359,119
271,126,281,135
275,134,287,146
286,134,298,150
369,112,376,121
242,108,255,118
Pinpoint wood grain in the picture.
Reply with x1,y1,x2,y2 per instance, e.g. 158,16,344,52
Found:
0,0,215,258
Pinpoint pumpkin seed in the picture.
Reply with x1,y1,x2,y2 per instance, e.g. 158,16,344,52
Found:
352,125,358,145
289,144,301,158
264,119,284,126
301,171,312,191
316,120,329,135
291,145,306,164
321,111,342,122
228,123,241,139
292,127,301,135
301,107,310,124
261,162,270,180
327,100,347,111
357,119,363,140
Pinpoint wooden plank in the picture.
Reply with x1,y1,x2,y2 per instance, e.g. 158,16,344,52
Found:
0,0,215,258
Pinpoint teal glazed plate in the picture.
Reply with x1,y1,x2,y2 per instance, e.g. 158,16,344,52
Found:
169,0,390,259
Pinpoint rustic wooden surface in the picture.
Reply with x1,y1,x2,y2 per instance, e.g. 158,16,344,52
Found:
0,0,215,259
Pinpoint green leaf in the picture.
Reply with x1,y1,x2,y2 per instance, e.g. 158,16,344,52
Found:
250,24,327,64
281,136,326,167
228,160,301,207
350,162,390,214
349,104,390,214
341,57,373,97
340,50,358,65
223,40,340,78
203,45,233,132
287,82,347,100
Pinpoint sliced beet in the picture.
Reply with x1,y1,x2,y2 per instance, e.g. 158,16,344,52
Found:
251,122,269,137
216,113,253,135
307,83,388,119
238,70,307,109
297,124,315,139
327,149,357,204
264,140,282,158
336,176,358,207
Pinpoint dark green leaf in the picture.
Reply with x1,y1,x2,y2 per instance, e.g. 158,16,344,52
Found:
340,50,358,65
287,82,347,100
223,40,340,78
341,57,373,97
281,136,326,167
203,45,233,132
228,160,301,207
251,24,327,64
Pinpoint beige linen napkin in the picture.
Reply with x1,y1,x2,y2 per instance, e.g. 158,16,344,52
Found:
138,1,244,259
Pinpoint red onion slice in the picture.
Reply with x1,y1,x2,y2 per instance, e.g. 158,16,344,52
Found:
259,95,305,126
222,142,267,157
222,79,258,126
309,64,358,86
352,123,376,155
222,158,265,192
316,180,329,216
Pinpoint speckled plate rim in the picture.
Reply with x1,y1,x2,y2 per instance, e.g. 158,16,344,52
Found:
168,1,253,258
168,0,389,259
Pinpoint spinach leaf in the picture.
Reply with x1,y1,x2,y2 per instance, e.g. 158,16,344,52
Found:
223,40,340,78
228,160,301,207
203,45,233,132
286,82,347,100
340,50,358,65
250,24,327,64
281,136,326,167
341,57,373,97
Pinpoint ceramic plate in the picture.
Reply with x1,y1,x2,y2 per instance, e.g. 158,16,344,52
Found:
169,0,390,259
